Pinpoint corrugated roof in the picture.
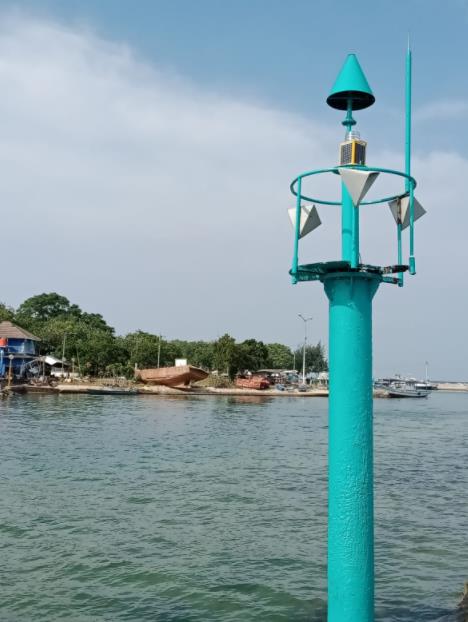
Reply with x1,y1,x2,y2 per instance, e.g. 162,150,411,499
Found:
0,321,40,341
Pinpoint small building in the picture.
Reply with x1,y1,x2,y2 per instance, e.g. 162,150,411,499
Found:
0,321,40,378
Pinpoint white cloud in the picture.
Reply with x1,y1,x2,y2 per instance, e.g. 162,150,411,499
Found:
0,13,466,378
415,99,468,122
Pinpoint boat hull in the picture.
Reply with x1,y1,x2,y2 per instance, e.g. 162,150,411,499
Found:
135,365,208,386
387,388,429,398
87,388,138,395
235,377,270,390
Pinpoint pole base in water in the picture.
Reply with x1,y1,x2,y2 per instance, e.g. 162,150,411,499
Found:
323,271,380,622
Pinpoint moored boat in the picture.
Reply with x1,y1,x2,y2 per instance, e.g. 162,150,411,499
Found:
87,387,138,395
135,365,208,386
387,380,429,398
414,381,437,390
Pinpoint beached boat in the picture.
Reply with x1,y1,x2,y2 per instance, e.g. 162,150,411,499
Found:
235,376,270,390
135,365,208,387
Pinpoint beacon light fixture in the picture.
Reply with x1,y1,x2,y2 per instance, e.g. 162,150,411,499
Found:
288,205,321,238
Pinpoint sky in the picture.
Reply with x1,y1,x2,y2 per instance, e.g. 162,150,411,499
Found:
0,0,466,379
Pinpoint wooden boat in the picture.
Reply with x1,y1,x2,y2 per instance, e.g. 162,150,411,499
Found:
135,365,208,386
235,376,270,390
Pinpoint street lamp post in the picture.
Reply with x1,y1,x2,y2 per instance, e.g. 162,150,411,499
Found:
298,314,312,385
61,332,67,378
288,48,425,622
8,353,14,388
157,335,164,369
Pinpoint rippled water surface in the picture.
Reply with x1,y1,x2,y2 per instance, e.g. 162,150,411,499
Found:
0,392,466,621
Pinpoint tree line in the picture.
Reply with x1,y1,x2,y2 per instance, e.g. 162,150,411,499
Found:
0,293,328,378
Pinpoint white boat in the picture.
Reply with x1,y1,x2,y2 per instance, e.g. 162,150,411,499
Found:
387,380,429,398
414,381,437,390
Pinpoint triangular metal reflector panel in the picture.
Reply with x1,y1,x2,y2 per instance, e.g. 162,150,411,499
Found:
388,198,401,224
400,196,426,230
288,205,321,238
388,196,426,229
338,168,379,206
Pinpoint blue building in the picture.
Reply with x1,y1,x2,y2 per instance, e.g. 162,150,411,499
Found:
0,321,40,378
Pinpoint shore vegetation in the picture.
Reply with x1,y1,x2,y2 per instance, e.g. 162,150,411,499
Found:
1,293,328,379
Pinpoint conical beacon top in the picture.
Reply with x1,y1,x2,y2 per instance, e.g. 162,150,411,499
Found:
327,54,375,111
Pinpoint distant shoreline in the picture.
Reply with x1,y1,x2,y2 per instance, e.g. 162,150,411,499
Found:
5,381,468,398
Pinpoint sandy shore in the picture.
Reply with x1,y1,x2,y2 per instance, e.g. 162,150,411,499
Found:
53,383,397,398
56,383,330,397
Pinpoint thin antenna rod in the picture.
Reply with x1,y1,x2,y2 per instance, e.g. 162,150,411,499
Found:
398,39,413,285
406,38,416,274
405,35,412,191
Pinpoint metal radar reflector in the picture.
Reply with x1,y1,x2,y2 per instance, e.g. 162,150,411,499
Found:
338,168,379,206
388,196,426,230
288,205,321,238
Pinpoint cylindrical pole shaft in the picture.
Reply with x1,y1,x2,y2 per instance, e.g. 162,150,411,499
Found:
405,44,412,194
324,272,380,622
342,99,359,268
62,333,67,377
292,176,302,282
302,329,306,384
341,182,354,261
342,183,357,265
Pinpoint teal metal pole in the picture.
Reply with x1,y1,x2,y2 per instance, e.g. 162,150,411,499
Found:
397,222,403,286
406,42,416,275
292,176,302,282
324,271,380,622
405,42,412,194
352,198,359,268
342,100,359,267
409,181,415,274
342,182,354,263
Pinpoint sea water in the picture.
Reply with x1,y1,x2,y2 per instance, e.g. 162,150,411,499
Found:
0,391,466,621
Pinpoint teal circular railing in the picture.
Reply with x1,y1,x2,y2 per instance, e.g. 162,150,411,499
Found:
289,165,417,206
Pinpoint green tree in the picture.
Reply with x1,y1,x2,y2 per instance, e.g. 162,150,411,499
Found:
159,340,183,367
213,334,237,377
0,302,15,323
123,331,163,370
15,292,122,376
266,343,294,369
16,293,80,324
294,342,328,373
237,339,270,371
169,340,214,369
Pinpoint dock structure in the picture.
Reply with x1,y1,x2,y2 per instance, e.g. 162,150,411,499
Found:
288,49,425,621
